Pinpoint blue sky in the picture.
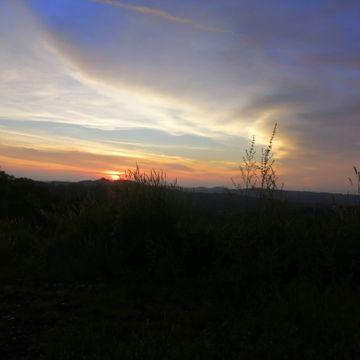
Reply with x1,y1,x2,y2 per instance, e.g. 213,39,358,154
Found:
0,0,359,190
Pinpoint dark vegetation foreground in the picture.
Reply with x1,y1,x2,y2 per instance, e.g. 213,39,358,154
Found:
1,170,360,359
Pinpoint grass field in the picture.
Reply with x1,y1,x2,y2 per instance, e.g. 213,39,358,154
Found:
1,165,360,359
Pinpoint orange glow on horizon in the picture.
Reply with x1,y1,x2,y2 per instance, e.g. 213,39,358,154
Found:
111,174,121,181
103,170,125,181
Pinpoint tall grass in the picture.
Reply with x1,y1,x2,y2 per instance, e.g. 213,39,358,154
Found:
348,166,360,196
122,164,179,212
125,164,178,189
259,123,279,192
342,165,360,213
232,123,281,199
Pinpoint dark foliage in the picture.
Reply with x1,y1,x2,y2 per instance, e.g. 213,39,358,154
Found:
1,170,360,359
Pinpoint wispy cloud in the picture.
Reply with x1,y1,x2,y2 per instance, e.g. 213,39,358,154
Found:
91,0,231,33
3,0,360,190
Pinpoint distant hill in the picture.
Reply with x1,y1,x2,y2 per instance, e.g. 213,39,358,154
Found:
4,170,359,210
50,178,359,207
186,186,360,206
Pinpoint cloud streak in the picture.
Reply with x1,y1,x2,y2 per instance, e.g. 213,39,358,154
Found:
2,0,360,191
91,0,231,33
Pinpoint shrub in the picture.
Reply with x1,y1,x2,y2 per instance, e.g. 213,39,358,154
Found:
232,123,281,197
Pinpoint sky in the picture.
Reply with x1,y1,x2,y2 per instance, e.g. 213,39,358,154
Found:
0,0,359,191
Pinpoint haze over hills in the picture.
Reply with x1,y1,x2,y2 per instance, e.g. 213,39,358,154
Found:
188,186,360,206
46,177,360,207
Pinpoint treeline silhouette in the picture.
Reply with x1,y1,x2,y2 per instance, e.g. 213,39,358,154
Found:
1,162,360,359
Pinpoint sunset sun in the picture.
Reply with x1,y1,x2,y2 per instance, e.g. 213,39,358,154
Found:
104,170,124,181
111,173,121,181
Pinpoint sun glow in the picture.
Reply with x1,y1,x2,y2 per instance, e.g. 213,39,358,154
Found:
104,170,125,181
111,174,121,181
